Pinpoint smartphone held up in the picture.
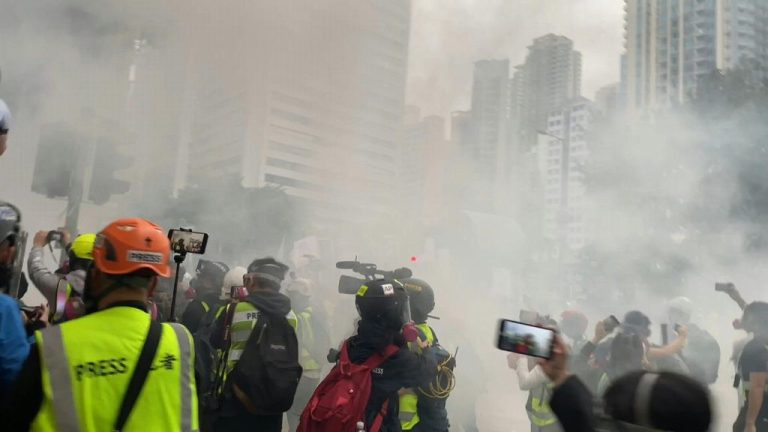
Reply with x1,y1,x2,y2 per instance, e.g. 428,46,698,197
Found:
496,319,556,360
168,229,209,255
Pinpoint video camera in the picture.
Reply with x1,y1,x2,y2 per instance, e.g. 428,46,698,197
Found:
336,259,413,294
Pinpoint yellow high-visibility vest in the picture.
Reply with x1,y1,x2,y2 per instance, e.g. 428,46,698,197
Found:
31,306,198,432
399,323,436,430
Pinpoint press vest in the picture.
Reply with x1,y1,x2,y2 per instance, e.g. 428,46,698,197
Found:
399,323,436,430
225,301,297,374
31,306,198,432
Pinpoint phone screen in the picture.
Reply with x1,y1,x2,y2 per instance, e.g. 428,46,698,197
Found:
497,319,556,359
168,229,209,254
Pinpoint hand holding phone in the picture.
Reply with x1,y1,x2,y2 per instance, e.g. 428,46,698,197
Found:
603,315,620,333
497,319,556,359
537,334,570,386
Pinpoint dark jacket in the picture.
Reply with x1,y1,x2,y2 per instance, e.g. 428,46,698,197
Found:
182,292,223,334
212,289,294,422
347,321,438,432
550,375,596,432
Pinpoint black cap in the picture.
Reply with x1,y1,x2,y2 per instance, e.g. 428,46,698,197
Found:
0,202,21,244
196,259,229,284
247,257,289,287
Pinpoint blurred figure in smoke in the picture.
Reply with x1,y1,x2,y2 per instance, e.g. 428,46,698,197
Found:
285,277,330,432
734,302,768,432
0,69,11,156
665,297,720,386
181,259,229,333
508,315,562,432
560,310,589,354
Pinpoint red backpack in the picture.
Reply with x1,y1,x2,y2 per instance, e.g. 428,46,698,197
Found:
297,340,400,432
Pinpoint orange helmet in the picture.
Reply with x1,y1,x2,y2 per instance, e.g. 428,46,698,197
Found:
93,218,171,278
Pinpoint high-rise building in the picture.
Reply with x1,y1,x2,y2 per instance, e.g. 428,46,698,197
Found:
539,97,596,251
180,0,411,226
402,106,448,218
595,83,620,116
622,0,768,111
512,34,582,150
460,59,512,211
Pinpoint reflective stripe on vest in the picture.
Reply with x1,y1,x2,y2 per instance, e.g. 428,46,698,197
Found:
39,325,79,430
526,385,557,427
31,306,198,432
399,391,420,430
201,301,210,313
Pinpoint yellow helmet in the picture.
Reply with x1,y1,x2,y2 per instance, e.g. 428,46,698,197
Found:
70,233,96,260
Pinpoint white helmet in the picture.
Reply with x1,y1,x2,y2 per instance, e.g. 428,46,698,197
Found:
667,296,693,325
220,266,247,300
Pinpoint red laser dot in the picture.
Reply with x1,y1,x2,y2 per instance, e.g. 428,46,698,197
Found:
410,256,418,263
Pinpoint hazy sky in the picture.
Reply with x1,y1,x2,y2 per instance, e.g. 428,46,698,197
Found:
406,0,625,117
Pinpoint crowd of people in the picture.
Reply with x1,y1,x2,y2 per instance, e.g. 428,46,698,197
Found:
508,291,767,432
0,201,455,432
0,196,764,432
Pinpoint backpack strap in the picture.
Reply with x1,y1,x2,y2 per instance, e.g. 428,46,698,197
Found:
338,342,399,375
114,320,162,431
362,344,400,368
369,399,390,432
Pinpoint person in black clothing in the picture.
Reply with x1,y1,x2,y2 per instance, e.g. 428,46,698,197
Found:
735,302,768,432
539,334,712,432
210,257,293,432
348,279,438,431
181,259,228,332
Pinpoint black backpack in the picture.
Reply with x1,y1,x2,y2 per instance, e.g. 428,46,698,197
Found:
230,307,303,415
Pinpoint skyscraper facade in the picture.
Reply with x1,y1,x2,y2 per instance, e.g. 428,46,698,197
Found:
512,34,582,150
461,59,512,211
181,0,411,226
622,0,768,111
540,97,596,252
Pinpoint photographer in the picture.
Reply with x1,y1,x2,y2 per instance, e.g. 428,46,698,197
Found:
540,335,712,432
27,230,70,303
181,259,229,333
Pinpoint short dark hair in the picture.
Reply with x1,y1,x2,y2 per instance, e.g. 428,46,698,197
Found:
604,371,712,431
104,269,156,291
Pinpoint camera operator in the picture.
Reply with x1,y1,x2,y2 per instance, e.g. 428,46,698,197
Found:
540,334,712,432
0,201,30,394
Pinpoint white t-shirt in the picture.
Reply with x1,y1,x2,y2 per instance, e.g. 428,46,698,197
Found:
0,99,11,133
